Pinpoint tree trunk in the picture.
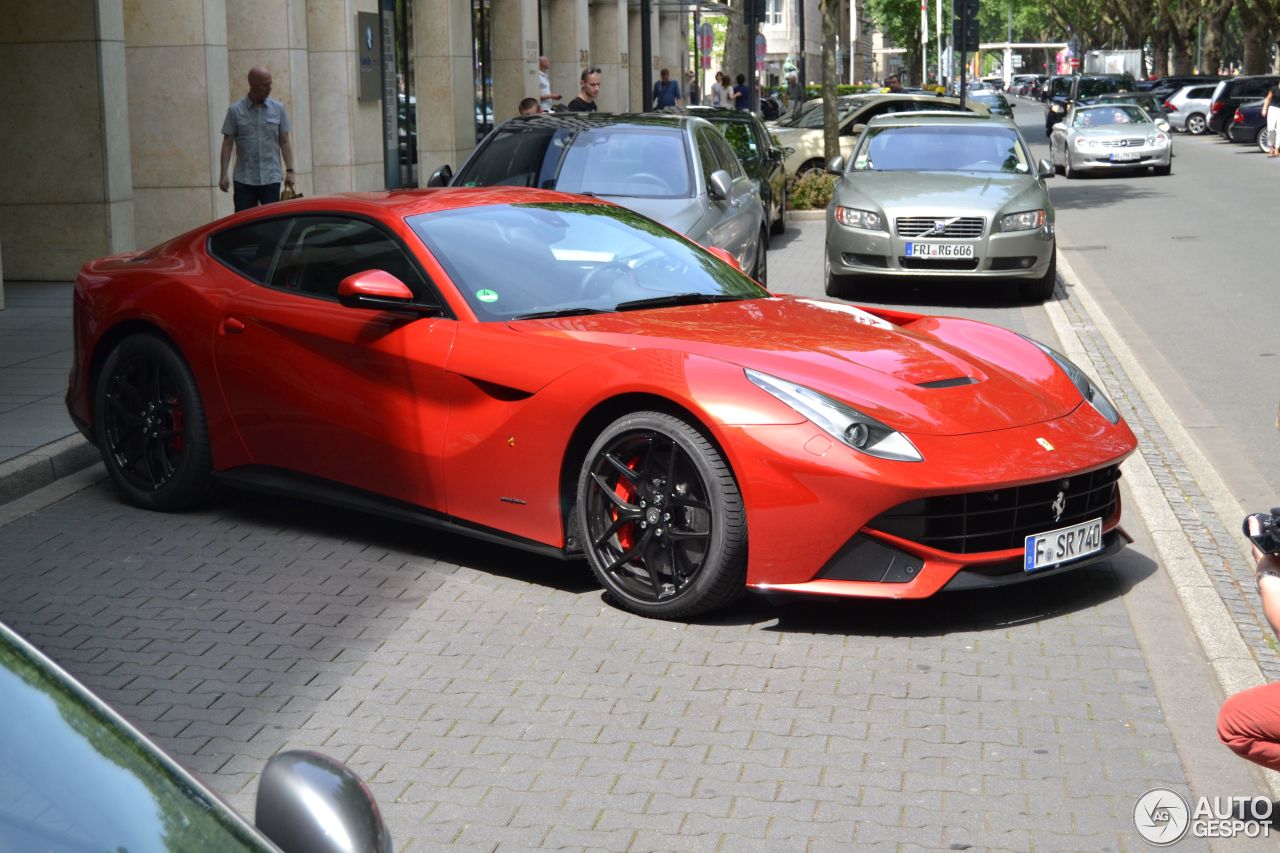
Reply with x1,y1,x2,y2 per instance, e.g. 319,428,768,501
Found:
1201,7,1233,75
722,0,747,86
821,0,839,163
1172,28,1195,73
1150,27,1170,77
1242,23,1270,72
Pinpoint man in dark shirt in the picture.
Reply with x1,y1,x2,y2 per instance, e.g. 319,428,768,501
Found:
652,68,682,109
568,68,602,112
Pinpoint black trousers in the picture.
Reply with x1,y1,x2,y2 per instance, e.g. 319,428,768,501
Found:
233,181,281,212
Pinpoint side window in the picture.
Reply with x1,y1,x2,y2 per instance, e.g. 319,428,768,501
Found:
708,132,745,180
270,216,426,300
696,128,724,184
207,218,290,284
1243,79,1271,98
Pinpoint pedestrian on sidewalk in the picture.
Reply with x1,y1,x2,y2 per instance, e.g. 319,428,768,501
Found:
711,71,727,108
1263,82,1280,157
686,70,699,106
538,56,561,112
567,68,601,112
218,66,295,212
733,73,750,111
1218,507,1280,769
652,68,682,110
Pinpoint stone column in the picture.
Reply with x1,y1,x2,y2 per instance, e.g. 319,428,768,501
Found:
491,0,539,123
226,0,311,209
626,6,642,111
616,0,629,111
549,0,589,103
658,9,682,83
305,0,384,193
413,0,478,175
589,0,623,112
0,0,134,280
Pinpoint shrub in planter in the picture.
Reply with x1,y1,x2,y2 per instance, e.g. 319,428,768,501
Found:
787,171,837,210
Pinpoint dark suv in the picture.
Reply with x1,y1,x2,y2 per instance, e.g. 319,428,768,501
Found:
1045,75,1135,132
1207,75,1280,136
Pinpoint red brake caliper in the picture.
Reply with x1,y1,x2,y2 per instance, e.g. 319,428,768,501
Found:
613,455,641,550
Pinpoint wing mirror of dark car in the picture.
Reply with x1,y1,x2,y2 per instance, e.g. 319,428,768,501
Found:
338,270,443,315
707,169,734,201
255,750,393,853
706,245,743,272
852,123,867,135
1037,158,1054,179
826,155,846,174
768,147,784,162
426,164,453,187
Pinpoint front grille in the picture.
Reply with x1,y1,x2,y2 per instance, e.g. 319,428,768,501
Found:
899,257,979,271
896,216,985,238
869,465,1122,554
1100,138,1147,148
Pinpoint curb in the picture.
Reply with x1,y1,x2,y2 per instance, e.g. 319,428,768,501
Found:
785,209,826,221
0,434,99,507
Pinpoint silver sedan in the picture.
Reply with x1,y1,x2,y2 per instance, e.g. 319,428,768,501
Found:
1048,104,1172,178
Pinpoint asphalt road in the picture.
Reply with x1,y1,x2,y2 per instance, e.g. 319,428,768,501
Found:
1010,96,1280,512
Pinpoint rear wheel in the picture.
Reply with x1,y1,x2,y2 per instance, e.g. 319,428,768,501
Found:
796,158,825,179
1257,127,1271,155
94,333,212,510
1186,113,1206,135
1021,250,1057,302
576,412,746,619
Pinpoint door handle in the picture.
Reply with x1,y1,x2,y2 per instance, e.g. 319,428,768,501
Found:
222,317,246,335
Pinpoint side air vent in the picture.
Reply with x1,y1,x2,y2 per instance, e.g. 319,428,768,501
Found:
916,377,977,389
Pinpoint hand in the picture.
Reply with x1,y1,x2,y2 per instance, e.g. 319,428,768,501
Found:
218,175,230,192
284,171,296,188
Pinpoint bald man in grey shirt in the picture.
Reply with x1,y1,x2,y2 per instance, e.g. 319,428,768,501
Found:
219,66,296,211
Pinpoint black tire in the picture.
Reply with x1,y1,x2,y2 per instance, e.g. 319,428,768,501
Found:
1064,158,1077,180
770,185,787,236
1021,250,1057,302
823,253,853,298
1186,113,1206,135
576,412,746,619
1153,162,1172,176
751,231,768,285
94,333,212,511
797,159,825,179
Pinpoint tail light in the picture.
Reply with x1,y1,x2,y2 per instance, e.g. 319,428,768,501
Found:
1164,100,1177,112
1211,101,1224,113
1234,109,1244,123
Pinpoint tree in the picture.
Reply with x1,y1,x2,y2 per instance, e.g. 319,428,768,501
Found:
866,0,923,84
822,0,840,163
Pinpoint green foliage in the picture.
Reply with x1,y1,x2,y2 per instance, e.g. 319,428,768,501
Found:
787,171,837,210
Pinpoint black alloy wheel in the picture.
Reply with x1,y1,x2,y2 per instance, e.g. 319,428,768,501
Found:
95,334,212,511
577,412,746,619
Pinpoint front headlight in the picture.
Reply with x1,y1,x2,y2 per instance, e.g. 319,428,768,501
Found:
834,206,884,231
1074,137,1098,151
1146,132,1170,146
1050,103,1064,113
999,209,1046,232
745,369,923,462
1022,337,1121,424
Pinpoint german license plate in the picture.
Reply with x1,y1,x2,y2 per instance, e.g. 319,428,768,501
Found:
904,242,975,258
1109,151,1140,162
1024,517,1104,572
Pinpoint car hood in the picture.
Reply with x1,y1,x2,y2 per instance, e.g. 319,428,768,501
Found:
835,170,1046,216
504,296,1080,436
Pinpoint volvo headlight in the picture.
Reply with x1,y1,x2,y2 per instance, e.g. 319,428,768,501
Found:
745,369,923,462
1022,337,1121,424
999,209,1046,232
834,206,884,231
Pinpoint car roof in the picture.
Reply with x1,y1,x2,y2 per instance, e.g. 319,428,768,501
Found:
865,111,1013,128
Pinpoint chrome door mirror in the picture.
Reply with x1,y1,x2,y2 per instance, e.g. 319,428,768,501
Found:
1037,158,1054,179
826,155,846,174
426,164,452,187
708,169,733,201
256,751,393,853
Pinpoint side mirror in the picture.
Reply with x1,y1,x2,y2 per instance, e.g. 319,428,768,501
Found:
706,245,743,272
1156,118,1171,132
707,169,733,201
1008,102,1016,109
426,164,452,187
826,155,845,174
768,147,783,162
255,751,392,853
1037,158,1054,179
852,123,867,135
338,270,441,315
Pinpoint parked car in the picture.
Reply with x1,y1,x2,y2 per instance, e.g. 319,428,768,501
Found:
427,113,767,282
1163,83,1219,134
1040,74,1072,103
1048,103,1172,178
1145,74,1223,104
0,620,391,853
686,106,788,236
1091,92,1172,130
824,112,1059,301
68,187,1137,618
772,93,987,178
1207,75,1280,136
1045,75,1135,133
970,91,1015,117
1227,99,1269,152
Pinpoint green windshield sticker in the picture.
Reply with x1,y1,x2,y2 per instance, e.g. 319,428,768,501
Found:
476,289,500,303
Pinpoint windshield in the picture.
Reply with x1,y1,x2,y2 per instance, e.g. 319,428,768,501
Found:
971,94,1011,114
453,124,693,199
410,202,768,321
851,124,1030,173
1073,106,1151,127
1077,77,1125,98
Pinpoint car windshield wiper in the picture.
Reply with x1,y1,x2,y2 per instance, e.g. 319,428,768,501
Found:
613,293,748,312
512,307,609,320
